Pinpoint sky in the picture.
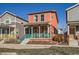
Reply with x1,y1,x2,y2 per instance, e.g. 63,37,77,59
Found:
0,3,76,30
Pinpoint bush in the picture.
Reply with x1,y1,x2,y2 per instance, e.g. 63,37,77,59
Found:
52,35,64,42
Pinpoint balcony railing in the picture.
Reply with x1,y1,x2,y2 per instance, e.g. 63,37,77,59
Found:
32,33,52,38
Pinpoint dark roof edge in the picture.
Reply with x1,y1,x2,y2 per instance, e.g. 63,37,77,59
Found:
28,10,56,15
66,3,79,11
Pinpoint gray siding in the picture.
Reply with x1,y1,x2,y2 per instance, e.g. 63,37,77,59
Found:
16,23,24,39
67,5,79,21
0,12,27,39
0,13,16,23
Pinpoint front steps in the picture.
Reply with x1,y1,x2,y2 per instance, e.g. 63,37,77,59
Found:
20,38,30,45
20,38,53,45
69,39,78,47
27,38,54,44
0,39,4,44
68,35,78,47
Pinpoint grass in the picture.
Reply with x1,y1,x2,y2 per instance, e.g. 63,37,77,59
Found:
0,46,79,55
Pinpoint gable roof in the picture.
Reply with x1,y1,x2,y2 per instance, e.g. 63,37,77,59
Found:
66,4,79,11
0,11,27,22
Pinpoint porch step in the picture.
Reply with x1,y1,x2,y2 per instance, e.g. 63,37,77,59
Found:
20,38,30,45
0,40,4,44
69,35,75,40
69,39,78,47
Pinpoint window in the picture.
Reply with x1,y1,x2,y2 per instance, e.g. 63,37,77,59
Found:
51,16,53,19
70,27,75,34
76,26,79,31
41,15,44,21
34,15,38,22
21,22,23,24
6,20,9,24
25,28,29,34
5,18,11,24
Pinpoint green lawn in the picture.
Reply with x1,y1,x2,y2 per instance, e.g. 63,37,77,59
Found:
0,46,79,55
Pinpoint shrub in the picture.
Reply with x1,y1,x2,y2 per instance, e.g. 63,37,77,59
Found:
52,34,64,42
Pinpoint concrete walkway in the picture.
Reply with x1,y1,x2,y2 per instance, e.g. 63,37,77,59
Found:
0,44,75,49
0,44,52,49
0,52,17,55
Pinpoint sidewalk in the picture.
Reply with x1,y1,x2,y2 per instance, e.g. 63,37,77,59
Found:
0,44,52,49
0,44,76,49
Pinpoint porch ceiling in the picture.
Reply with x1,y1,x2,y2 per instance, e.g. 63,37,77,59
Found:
0,24,14,28
68,21,79,24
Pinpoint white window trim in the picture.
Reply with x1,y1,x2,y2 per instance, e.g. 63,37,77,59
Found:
4,18,11,24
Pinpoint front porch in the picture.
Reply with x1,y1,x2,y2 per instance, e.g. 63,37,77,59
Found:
68,24,79,40
24,23,52,38
0,25,16,40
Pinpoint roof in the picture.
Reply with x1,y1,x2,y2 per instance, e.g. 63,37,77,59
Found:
0,11,27,22
66,3,79,11
28,10,56,15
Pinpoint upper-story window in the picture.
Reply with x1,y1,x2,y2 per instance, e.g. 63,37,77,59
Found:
34,15,38,22
5,18,11,24
51,16,53,19
41,15,44,21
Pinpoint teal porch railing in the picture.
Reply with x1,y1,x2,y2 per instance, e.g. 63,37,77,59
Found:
19,34,31,42
19,33,52,42
30,33,52,38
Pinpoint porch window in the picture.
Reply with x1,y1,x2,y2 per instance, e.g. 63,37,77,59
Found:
69,27,75,34
25,28,29,34
76,26,79,32
34,15,38,22
41,15,44,21
41,26,47,33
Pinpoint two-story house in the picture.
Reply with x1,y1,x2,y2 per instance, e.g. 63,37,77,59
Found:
0,11,27,43
66,4,79,44
23,10,58,44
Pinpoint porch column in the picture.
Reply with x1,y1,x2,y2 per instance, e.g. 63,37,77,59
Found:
47,25,50,33
14,28,15,38
5,28,7,39
9,27,10,39
1,28,2,39
31,26,33,38
39,26,40,38
68,25,69,35
24,27,26,35
29,27,30,34
47,25,50,38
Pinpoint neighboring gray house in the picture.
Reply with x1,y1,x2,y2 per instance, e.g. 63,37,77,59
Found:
66,4,79,41
0,11,27,43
